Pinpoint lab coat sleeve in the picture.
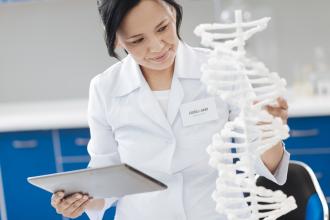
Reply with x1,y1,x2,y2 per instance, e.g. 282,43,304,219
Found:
254,143,290,185
85,76,120,220
228,102,290,185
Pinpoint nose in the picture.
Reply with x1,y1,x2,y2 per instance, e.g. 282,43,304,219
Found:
149,35,165,53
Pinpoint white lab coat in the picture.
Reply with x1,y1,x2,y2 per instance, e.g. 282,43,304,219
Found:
85,41,290,220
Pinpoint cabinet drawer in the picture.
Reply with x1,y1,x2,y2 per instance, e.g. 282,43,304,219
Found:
0,130,56,175
0,130,60,220
285,116,330,148
59,128,90,156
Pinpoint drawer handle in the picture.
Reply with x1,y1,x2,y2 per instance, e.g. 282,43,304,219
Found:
12,140,38,149
290,129,319,137
74,138,90,147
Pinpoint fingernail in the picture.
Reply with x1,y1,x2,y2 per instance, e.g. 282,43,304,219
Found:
58,192,64,197
83,195,89,200
75,194,82,199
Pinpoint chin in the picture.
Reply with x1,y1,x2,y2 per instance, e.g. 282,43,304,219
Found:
145,52,176,71
150,60,174,71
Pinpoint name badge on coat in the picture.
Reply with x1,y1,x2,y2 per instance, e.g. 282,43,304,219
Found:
180,97,219,127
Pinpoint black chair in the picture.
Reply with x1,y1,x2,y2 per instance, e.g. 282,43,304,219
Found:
256,160,329,220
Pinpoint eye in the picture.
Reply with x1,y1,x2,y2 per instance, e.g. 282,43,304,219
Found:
131,38,144,44
158,25,168,32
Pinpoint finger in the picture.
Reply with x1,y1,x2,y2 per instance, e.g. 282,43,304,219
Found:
256,121,271,125
267,106,287,117
69,197,91,218
280,109,288,124
277,97,288,110
266,106,282,117
57,193,83,212
51,191,65,208
63,195,89,215
267,106,288,123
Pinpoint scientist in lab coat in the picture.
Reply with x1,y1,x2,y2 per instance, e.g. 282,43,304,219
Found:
50,0,290,219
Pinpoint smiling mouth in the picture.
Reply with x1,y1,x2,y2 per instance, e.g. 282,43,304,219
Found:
150,49,170,62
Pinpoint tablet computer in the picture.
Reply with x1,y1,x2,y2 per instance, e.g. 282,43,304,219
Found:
27,164,167,198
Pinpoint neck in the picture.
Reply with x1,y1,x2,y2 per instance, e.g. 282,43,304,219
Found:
140,62,174,91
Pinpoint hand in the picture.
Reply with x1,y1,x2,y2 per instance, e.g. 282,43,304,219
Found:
51,191,92,219
265,97,288,124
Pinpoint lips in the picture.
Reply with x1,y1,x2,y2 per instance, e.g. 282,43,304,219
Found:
150,49,170,62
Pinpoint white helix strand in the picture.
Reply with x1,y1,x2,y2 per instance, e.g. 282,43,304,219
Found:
195,10,297,219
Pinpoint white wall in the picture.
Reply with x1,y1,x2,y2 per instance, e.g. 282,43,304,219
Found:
1,0,329,103
0,0,216,103
217,0,330,84
0,0,112,103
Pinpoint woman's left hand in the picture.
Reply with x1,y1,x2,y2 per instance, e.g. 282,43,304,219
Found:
265,97,289,124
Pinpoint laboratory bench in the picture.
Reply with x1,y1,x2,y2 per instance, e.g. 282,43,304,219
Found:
0,96,330,219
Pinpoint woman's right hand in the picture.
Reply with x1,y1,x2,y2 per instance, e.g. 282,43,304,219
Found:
51,191,92,219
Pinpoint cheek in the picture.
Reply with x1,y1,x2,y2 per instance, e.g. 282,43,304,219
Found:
127,46,147,61
165,24,179,42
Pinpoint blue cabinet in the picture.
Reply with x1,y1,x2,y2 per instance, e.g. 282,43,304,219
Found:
0,128,116,220
0,130,60,220
285,116,330,208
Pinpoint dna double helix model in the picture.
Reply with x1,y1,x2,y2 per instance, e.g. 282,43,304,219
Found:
194,10,297,220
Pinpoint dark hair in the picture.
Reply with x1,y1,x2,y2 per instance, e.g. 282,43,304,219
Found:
97,0,183,59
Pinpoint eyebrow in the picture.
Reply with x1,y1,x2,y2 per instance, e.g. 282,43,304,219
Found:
127,19,168,40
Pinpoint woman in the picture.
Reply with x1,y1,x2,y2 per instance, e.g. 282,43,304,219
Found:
51,0,290,219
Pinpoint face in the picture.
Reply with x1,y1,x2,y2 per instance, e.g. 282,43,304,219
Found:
116,0,179,72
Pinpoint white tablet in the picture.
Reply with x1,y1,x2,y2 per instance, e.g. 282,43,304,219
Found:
27,164,167,198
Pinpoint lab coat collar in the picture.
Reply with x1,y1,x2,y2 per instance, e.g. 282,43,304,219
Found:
111,55,142,97
112,41,202,97
173,41,203,80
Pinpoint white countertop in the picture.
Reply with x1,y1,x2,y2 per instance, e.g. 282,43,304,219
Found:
0,96,329,132
287,95,330,118
0,99,88,132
